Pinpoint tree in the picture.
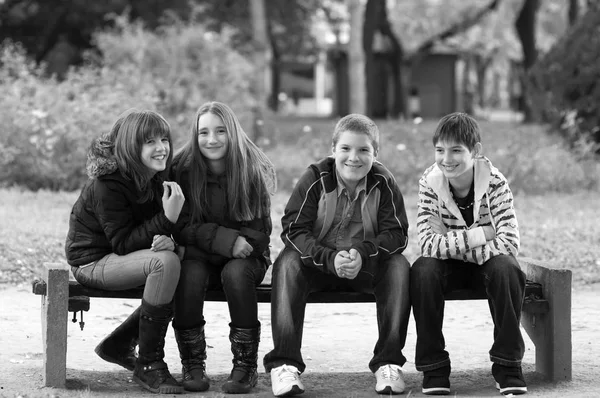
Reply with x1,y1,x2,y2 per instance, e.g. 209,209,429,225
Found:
249,0,269,141
515,0,540,122
347,0,365,114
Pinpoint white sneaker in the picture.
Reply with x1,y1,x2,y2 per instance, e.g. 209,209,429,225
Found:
270,364,305,397
375,364,405,394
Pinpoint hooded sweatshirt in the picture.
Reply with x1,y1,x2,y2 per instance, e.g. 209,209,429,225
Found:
65,135,175,266
417,156,519,265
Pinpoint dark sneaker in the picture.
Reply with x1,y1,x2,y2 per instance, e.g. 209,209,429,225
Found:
492,364,527,395
422,365,451,395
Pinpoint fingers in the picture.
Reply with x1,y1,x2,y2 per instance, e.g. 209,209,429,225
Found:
151,235,175,251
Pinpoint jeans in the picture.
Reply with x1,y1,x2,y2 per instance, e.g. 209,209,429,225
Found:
71,249,180,306
263,247,411,373
410,255,526,372
172,247,267,330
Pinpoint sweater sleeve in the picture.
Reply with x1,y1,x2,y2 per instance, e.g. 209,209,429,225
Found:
94,181,174,255
281,167,337,274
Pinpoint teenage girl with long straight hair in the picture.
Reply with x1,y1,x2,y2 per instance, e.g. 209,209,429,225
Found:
65,109,185,394
170,101,276,394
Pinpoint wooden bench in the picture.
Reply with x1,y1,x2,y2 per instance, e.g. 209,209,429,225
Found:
31,257,571,388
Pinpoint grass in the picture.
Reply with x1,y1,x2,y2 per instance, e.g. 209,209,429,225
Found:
1,187,598,288
1,117,599,288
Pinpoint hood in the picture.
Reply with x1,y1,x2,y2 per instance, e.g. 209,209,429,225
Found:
86,133,118,179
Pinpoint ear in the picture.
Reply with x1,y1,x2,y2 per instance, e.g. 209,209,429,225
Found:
331,144,336,155
473,142,482,157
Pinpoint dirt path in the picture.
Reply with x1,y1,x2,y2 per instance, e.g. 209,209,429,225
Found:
1,284,599,397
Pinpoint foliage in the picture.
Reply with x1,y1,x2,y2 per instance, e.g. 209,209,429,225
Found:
264,116,600,194
528,6,600,156
0,18,256,190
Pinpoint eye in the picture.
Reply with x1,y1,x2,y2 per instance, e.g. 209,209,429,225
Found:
146,139,155,144
198,130,207,136
161,137,169,143
217,128,227,134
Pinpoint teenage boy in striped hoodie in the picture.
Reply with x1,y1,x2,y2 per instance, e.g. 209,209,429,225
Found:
411,112,527,396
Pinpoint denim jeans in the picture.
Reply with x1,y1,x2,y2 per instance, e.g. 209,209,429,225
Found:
172,247,267,330
263,247,411,373
71,249,180,306
410,255,526,372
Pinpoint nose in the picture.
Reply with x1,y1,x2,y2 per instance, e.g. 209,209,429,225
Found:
156,140,167,152
348,149,358,161
207,131,218,144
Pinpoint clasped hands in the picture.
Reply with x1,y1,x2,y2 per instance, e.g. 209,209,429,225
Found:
428,216,495,240
334,248,362,279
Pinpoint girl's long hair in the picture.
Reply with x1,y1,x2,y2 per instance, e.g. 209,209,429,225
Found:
111,109,173,203
173,101,276,223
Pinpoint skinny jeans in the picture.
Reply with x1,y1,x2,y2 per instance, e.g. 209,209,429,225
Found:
172,246,267,330
410,254,526,371
71,249,181,306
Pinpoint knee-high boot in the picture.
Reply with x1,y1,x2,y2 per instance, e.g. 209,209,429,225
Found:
174,325,210,391
94,305,140,371
133,300,183,394
221,323,260,394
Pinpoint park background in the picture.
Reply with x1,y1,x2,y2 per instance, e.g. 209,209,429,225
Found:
1,0,600,397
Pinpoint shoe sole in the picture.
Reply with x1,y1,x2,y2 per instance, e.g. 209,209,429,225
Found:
274,384,305,397
133,375,184,394
376,385,404,394
94,346,135,371
495,382,527,395
422,387,451,395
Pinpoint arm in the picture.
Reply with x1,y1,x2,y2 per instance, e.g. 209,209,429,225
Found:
95,181,175,255
417,178,487,261
476,178,520,262
352,173,409,267
281,168,338,274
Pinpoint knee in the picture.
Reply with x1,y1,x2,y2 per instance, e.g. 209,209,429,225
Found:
151,251,181,276
411,256,443,283
381,254,410,281
179,259,210,286
272,247,303,284
484,255,525,284
221,259,252,285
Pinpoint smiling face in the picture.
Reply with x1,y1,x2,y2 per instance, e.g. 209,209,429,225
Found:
140,135,170,175
197,112,229,171
435,140,481,189
332,130,376,192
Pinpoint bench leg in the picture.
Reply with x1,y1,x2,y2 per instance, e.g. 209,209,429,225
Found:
520,258,572,381
41,262,70,387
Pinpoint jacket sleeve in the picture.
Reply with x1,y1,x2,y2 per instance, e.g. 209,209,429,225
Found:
281,167,337,274
240,211,272,258
478,178,520,263
352,173,409,268
94,181,174,255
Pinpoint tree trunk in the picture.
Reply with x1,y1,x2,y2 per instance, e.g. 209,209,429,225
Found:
249,0,271,141
348,0,366,115
569,0,579,26
515,0,539,122
267,20,281,112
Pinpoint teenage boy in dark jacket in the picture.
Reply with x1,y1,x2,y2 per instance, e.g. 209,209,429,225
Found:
263,114,411,396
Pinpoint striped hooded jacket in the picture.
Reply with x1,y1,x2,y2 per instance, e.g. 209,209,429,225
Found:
282,157,409,274
417,156,519,265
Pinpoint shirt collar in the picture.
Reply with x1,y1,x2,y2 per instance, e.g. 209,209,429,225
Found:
335,169,367,199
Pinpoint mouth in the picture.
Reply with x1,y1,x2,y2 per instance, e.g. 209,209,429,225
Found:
345,163,362,169
152,155,166,160
442,165,457,172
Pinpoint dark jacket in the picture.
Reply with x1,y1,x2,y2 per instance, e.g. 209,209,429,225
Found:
171,166,272,267
282,157,409,274
65,136,175,266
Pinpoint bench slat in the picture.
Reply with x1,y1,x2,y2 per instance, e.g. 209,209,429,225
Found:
31,279,546,310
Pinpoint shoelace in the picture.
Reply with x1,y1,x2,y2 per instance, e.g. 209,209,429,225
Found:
275,365,300,382
380,364,401,381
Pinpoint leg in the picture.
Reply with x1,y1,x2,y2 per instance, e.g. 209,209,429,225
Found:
263,248,317,373
172,255,216,392
478,255,528,395
350,254,410,394
73,249,181,306
410,256,451,372
220,258,267,394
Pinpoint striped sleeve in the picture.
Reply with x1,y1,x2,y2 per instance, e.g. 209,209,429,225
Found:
417,176,487,261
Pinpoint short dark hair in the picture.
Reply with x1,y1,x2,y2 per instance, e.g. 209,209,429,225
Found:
332,113,379,153
432,112,481,151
